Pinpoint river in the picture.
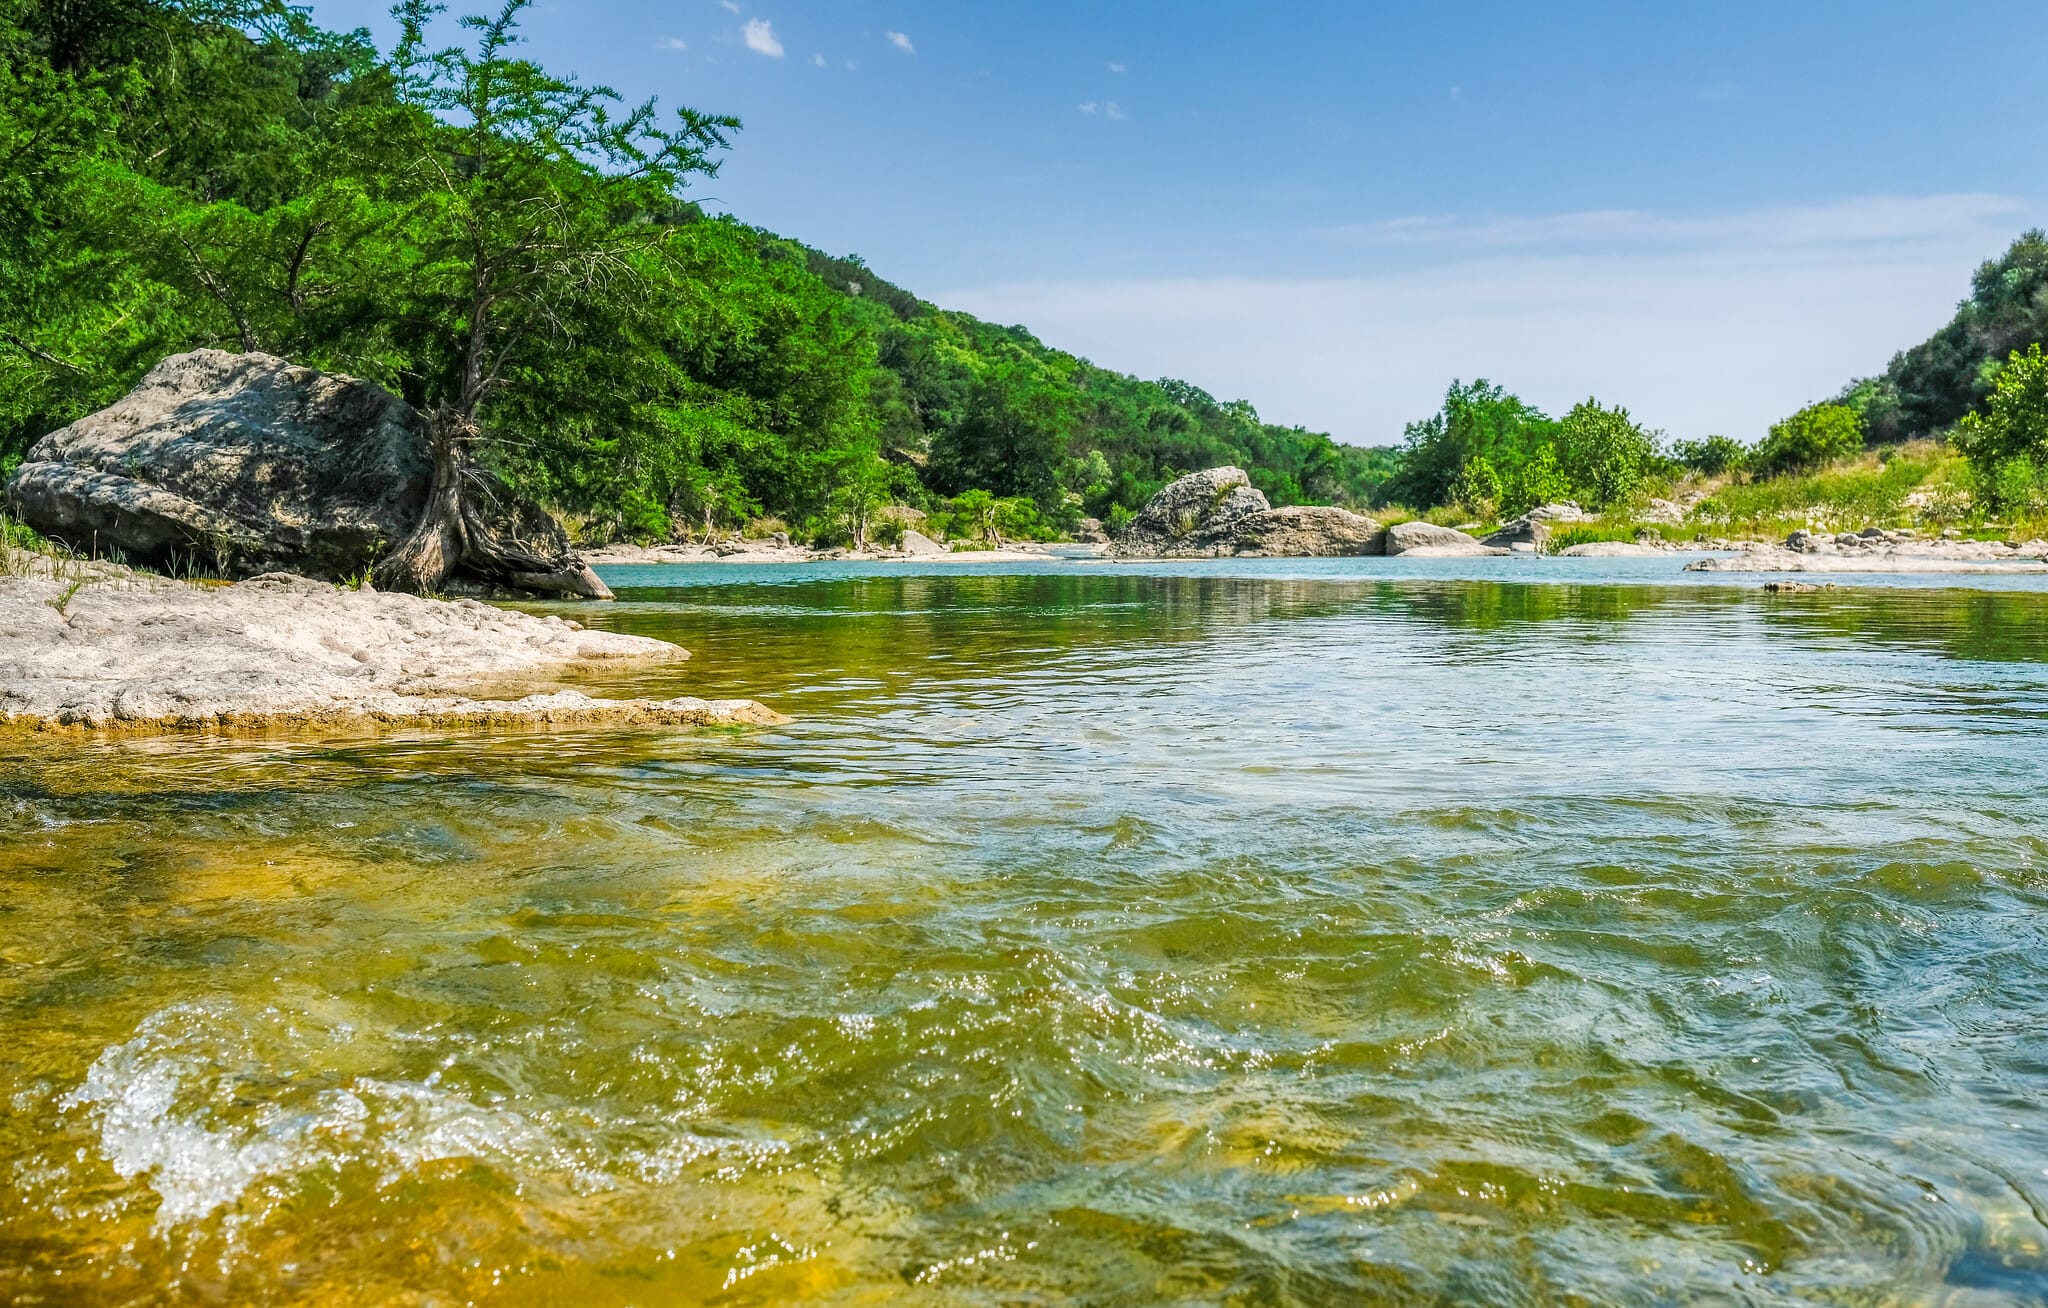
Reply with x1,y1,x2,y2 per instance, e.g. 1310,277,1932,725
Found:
4,558,2047,1304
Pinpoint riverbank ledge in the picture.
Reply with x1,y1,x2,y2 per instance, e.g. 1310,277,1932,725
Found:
1685,530,2048,574
0,565,783,731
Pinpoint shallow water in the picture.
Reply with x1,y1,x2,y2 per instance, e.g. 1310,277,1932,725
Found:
5,559,2048,1305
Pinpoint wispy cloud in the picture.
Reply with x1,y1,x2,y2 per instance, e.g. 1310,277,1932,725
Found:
742,17,783,57
656,36,687,50
886,31,914,54
1108,61,1126,73
812,52,825,67
1694,82,1739,102
719,0,740,11
1105,101,1128,120
1319,193,2031,253
938,194,2041,445
1078,101,1097,115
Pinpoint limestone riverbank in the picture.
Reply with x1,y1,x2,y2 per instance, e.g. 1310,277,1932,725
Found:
0,563,782,731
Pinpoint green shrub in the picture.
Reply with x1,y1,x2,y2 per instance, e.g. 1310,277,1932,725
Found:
1500,445,1569,517
1755,403,1864,475
1450,455,1501,519
1955,343,2048,511
1554,399,1657,507
1674,435,1747,477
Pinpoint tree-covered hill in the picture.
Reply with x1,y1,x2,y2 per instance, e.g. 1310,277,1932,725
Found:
0,0,1396,547
1840,229,2048,444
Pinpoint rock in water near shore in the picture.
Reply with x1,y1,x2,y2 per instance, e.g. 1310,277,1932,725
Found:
1110,466,1383,557
4,350,611,599
1481,516,1549,551
1382,520,1498,557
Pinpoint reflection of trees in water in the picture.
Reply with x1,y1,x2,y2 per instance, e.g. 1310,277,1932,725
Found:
1365,581,1713,635
1752,587,2048,665
610,574,2048,706
611,574,1383,698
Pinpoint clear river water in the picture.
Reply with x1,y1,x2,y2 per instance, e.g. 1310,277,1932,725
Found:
4,557,2048,1305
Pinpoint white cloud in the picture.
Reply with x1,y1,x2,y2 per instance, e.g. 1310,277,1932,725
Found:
1108,61,1126,73
1077,101,1097,114
812,53,825,67
1105,101,1127,120
886,31,914,54
656,36,687,50
937,194,2040,445
742,17,783,56
719,0,740,11
1321,193,2030,253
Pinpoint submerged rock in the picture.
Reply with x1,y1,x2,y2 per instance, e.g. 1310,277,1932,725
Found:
1383,520,1498,557
1111,467,1382,557
4,350,609,598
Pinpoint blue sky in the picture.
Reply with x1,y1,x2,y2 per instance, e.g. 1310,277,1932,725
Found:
310,0,2047,446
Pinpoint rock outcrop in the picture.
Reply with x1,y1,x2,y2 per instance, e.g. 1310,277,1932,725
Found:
1481,516,1548,552
1111,467,1383,557
4,350,611,599
1685,530,2048,573
1382,520,1499,557
900,529,946,556
0,569,782,730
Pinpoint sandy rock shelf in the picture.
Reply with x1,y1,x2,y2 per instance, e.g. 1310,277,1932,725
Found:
0,568,783,733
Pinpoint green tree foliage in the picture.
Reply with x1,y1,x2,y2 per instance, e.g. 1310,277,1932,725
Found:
1552,399,1656,508
1955,343,2048,513
0,0,1396,545
1387,380,1554,510
1674,435,1747,477
1754,402,1864,476
1842,229,2048,443
1389,382,1655,514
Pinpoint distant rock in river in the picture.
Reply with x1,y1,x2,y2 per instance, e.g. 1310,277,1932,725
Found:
4,350,610,598
1382,520,1499,557
1110,467,1383,557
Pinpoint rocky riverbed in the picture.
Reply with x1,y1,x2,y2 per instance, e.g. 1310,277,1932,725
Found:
0,562,781,731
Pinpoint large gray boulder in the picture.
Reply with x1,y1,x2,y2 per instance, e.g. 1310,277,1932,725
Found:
1481,516,1549,552
1111,467,1382,557
1383,520,1499,557
1226,505,1386,556
5,350,609,598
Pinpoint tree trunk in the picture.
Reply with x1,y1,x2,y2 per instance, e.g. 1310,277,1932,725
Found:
376,410,613,600
376,409,471,594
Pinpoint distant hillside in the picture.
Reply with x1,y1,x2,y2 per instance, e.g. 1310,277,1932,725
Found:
1840,229,2048,443
754,224,1402,516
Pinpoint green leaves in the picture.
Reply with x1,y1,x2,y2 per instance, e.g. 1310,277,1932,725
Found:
1955,343,2048,512
0,0,1390,546
1755,403,1864,476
